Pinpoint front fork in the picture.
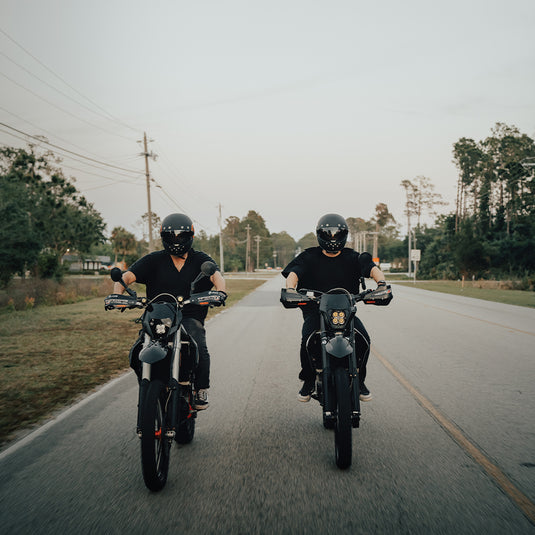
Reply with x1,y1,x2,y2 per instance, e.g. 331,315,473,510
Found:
348,325,361,428
137,332,191,439
319,318,361,428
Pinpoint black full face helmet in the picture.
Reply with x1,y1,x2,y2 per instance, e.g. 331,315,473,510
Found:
160,213,195,256
316,213,349,253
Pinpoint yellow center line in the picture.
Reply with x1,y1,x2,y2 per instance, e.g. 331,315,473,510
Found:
400,297,535,336
372,347,535,525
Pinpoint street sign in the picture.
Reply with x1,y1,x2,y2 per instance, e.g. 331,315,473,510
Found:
410,249,421,262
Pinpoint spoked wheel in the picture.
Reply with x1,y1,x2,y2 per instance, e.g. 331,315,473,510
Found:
175,390,195,444
333,366,352,469
140,380,171,491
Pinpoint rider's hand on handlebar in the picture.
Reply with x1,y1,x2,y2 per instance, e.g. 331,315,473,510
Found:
214,291,228,306
376,280,387,289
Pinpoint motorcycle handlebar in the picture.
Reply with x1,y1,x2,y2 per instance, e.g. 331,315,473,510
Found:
104,290,225,311
280,285,393,308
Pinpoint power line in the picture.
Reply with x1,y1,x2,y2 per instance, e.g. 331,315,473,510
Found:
1,50,134,130
0,71,135,142
0,26,139,134
0,104,122,161
0,121,141,174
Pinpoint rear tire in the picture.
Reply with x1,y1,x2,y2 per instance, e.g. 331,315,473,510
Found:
140,380,170,491
333,367,352,469
175,391,195,444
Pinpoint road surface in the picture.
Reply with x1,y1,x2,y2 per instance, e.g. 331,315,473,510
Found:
0,277,534,534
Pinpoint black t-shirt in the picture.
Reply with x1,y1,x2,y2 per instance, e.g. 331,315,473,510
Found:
282,247,375,294
129,249,218,323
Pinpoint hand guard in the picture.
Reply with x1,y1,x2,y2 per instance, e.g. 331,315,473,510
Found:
104,294,140,310
363,285,393,306
280,288,312,308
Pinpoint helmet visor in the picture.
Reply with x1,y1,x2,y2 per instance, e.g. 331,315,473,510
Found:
317,227,347,242
162,230,194,245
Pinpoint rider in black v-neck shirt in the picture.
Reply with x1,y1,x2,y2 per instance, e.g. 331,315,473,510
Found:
112,213,227,410
282,214,389,403
129,249,217,323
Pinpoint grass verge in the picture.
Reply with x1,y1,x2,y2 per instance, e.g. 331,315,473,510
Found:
395,280,535,308
0,278,265,446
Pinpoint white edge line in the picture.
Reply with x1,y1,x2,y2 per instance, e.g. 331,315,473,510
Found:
0,371,134,462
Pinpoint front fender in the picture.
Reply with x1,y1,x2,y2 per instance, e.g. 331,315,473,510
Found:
325,335,353,358
139,341,167,364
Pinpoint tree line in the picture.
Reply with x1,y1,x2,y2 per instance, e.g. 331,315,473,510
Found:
0,146,105,286
414,123,535,280
2,122,533,287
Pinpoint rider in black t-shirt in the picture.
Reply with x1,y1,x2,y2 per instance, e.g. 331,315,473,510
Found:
282,213,389,402
112,213,227,410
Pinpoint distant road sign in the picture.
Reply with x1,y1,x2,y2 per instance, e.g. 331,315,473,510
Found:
411,249,421,262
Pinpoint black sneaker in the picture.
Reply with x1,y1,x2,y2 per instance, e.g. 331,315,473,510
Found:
298,379,315,402
194,389,209,410
359,383,372,402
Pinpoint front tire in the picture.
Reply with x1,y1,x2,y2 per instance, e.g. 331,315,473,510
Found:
333,367,352,469
140,380,170,491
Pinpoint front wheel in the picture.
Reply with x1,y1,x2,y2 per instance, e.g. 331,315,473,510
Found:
140,380,171,491
333,367,352,469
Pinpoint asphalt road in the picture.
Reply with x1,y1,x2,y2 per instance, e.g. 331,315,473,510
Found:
0,276,534,534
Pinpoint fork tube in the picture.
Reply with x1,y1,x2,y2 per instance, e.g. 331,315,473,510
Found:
141,334,151,381
349,319,360,415
320,315,334,415
169,331,182,430
172,331,182,382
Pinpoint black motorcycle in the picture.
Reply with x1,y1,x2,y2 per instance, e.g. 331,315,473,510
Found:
104,261,224,491
281,283,393,469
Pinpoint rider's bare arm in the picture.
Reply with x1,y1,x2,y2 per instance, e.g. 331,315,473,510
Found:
113,270,137,294
210,270,226,293
370,266,387,286
286,272,299,290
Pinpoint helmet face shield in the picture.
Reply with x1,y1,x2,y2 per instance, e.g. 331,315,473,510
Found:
160,213,195,255
316,213,349,252
162,230,194,245
317,227,348,243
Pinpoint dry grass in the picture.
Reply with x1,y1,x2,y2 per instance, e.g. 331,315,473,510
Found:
0,276,114,310
395,280,535,308
0,278,265,445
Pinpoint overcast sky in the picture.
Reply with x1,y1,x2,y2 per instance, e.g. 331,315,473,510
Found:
2,0,534,241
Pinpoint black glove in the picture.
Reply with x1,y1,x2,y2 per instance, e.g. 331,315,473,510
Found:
216,291,227,306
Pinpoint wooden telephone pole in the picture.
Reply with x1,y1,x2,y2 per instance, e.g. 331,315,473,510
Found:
141,132,157,251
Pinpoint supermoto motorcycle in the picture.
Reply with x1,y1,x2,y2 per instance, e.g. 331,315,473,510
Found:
104,261,224,491
281,283,393,469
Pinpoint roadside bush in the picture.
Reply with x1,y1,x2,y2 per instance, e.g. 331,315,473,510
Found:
0,276,114,311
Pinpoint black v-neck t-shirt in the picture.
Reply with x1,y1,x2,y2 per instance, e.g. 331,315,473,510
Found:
129,249,218,322
282,247,375,294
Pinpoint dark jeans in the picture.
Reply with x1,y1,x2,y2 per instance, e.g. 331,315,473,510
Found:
300,310,371,384
182,317,211,390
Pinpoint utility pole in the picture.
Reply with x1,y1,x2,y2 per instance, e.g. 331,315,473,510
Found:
245,224,251,273
217,203,225,273
407,213,412,278
254,235,261,270
139,132,157,252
